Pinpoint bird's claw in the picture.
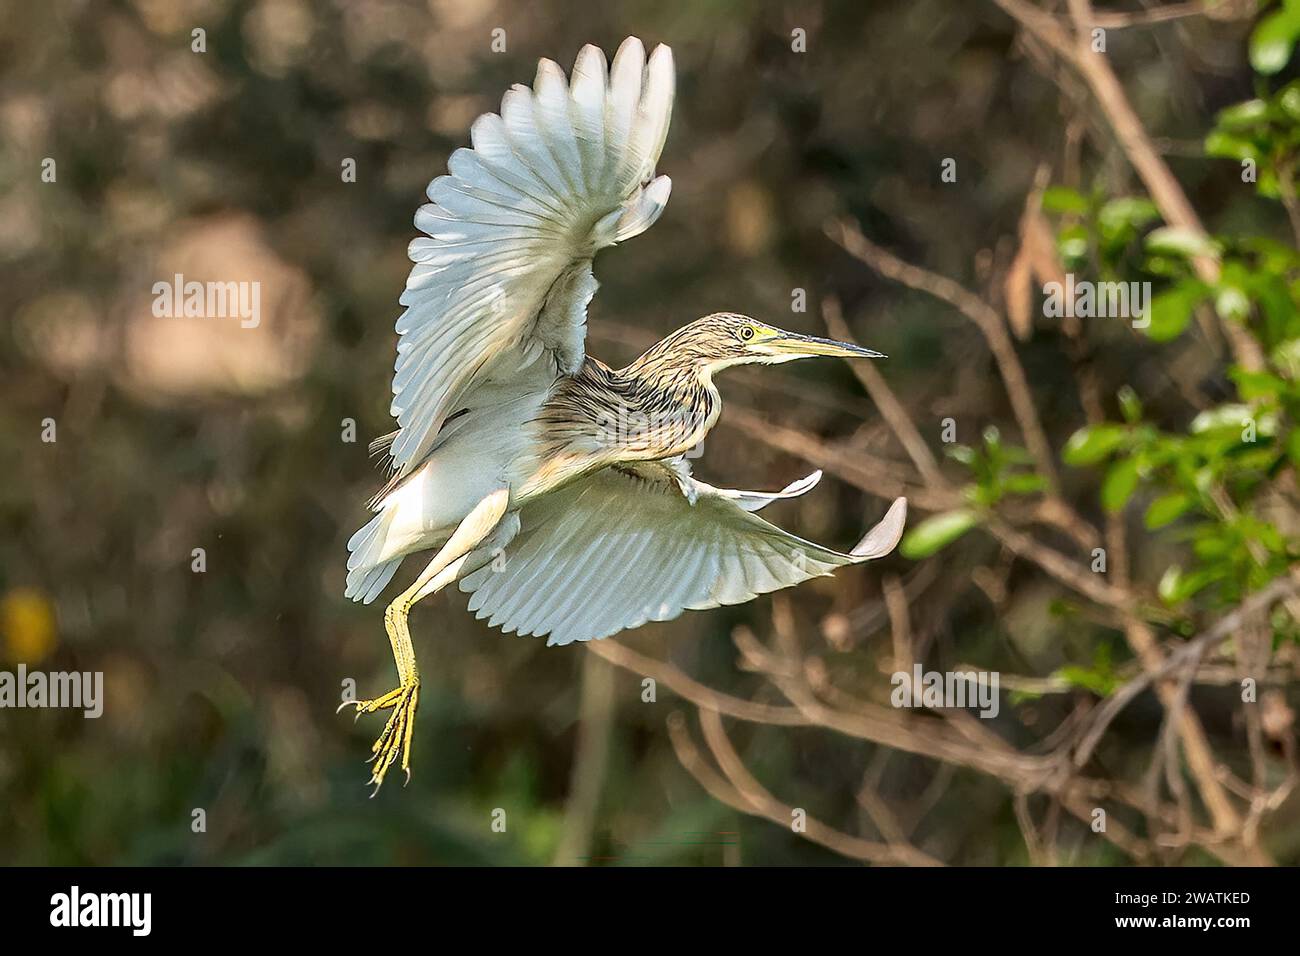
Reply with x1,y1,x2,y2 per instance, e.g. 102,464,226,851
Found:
343,680,420,796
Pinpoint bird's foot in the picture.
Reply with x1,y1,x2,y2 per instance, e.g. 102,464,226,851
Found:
338,679,420,796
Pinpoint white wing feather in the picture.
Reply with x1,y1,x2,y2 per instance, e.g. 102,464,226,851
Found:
458,464,907,646
387,38,675,479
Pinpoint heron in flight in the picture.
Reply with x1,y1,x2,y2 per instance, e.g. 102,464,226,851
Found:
341,37,907,791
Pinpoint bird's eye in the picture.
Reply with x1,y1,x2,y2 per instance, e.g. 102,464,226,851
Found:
739,326,755,341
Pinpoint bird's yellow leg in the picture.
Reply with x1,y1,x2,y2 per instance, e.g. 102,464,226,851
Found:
341,489,510,795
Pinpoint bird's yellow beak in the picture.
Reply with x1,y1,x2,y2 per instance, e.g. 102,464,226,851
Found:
759,329,886,359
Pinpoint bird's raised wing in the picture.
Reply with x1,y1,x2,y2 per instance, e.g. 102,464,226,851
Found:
458,463,907,646
386,37,675,478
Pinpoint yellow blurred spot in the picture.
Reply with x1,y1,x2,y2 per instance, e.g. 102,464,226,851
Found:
724,180,774,257
2,588,57,664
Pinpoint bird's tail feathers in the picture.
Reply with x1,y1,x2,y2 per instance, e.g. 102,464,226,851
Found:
347,558,402,605
345,510,402,603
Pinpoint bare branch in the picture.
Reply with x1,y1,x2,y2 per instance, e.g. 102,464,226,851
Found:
827,218,1065,492
584,640,807,726
1072,573,1300,769
992,0,1266,370
667,711,943,865
821,296,948,489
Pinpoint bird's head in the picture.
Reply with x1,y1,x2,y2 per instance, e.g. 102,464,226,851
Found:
680,312,885,373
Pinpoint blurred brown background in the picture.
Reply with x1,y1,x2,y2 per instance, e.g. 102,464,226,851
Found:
2,0,1296,865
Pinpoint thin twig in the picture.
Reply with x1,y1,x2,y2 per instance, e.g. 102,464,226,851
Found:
1072,574,1300,768
992,0,1265,370
1066,0,1218,29
585,639,807,726
821,296,948,488
827,218,1064,492
667,711,943,866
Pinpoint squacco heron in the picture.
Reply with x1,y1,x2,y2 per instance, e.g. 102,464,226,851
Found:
341,37,907,792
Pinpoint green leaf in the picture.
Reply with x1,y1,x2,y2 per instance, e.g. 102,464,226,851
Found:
1214,285,1251,323
1229,368,1286,401
1117,386,1142,424
1157,566,1184,604
1100,457,1141,513
1204,130,1261,162
1098,197,1160,239
1144,226,1219,259
1214,98,1270,129
1250,4,1300,75
1158,565,1226,605
1245,273,1295,341
1271,339,1300,379
1041,185,1088,215
1287,428,1300,469
1146,282,1208,342
1242,237,1300,271
945,444,976,466
1259,168,1282,199
1054,664,1115,696
899,509,980,559
1062,424,1128,466
1145,492,1192,529
1190,403,1254,433
1003,473,1048,495
1281,82,1300,121
1056,226,1089,261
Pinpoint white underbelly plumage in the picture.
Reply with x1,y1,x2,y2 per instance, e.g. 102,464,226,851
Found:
376,387,609,563
351,352,713,579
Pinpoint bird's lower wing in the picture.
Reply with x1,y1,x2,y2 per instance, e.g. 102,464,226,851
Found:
457,462,906,646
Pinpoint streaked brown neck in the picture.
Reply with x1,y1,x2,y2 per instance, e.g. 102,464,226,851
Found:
538,346,719,464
